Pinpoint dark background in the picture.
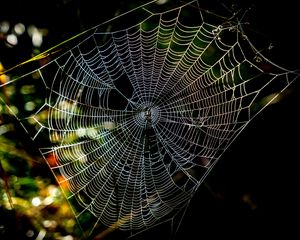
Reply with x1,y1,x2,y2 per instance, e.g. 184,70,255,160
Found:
1,0,299,239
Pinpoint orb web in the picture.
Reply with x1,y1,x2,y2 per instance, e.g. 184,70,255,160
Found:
0,0,299,239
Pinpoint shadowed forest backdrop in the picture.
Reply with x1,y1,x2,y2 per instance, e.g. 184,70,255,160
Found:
0,0,299,239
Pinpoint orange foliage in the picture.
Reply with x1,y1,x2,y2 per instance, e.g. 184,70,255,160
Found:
47,152,59,167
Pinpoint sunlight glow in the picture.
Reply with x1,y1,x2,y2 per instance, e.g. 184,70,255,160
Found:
32,197,42,206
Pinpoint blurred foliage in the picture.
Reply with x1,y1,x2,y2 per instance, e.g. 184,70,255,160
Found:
0,6,81,238
0,96,79,240
0,76,80,240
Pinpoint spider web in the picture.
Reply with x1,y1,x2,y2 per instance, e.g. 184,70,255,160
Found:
0,0,299,239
